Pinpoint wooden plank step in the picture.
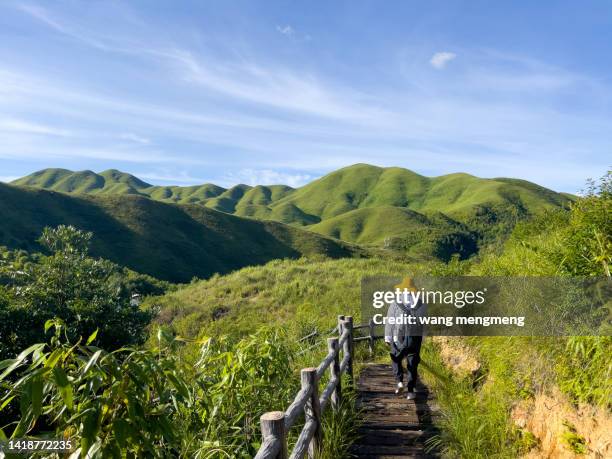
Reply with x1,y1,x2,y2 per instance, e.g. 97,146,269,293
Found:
356,429,426,446
353,363,440,458
360,422,423,431
350,444,427,455
354,455,431,459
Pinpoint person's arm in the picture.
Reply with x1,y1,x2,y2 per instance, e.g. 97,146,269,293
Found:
414,300,427,337
384,302,396,344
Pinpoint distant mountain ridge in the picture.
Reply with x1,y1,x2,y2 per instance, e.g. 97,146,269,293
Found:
13,164,571,221
11,164,573,260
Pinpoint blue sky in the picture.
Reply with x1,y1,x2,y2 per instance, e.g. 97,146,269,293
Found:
0,1,610,192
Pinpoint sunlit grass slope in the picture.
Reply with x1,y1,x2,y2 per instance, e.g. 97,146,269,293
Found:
146,256,426,339
0,183,364,282
308,206,477,259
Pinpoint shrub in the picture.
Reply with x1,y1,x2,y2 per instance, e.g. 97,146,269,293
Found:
0,321,296,458
0,226,152,359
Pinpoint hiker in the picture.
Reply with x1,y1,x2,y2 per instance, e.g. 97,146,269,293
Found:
384,277,426,400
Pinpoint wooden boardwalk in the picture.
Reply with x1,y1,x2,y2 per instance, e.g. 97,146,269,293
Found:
351,363,440,459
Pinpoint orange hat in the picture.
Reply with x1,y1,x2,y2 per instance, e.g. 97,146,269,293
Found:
394,276,417,292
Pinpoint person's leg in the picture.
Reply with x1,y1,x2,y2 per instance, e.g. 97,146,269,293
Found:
389,349,405,383
406,353,421,392
406,336,423,392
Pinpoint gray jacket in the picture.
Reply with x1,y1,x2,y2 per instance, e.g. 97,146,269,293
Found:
384,296,427,350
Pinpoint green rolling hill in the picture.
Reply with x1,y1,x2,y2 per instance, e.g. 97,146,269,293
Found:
0,182,364,282
309,206,477,260
266,164,571,221
11,164,572,258
14,164,571,223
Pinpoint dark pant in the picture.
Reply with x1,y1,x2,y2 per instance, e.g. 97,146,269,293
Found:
390,336,422,391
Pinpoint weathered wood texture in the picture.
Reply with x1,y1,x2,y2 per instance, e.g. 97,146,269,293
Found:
256,316,354,459
350,364,441,459
255,411,288,459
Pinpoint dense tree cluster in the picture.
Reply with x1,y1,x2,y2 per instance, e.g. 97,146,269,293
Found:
0,226,154,359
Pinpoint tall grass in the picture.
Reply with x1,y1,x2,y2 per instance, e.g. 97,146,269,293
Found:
419,340,534,458
145,257,429,341
319,389,361,459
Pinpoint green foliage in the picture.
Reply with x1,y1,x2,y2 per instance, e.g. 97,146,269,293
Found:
555,336,612,407
429,253,472,276
120,269,173,297
3,166,605,459
562,171,611,276
464,172,612,411
0,226,152,359
0,321,296,458
318,391,361,459
39,225,93,254
473,171,611,277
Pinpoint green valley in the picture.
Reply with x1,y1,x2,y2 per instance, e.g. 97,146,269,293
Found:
0,182,362,282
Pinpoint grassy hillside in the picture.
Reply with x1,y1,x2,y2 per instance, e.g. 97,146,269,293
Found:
14,164,571,223
14,168,151,195
13,164,573,256
1,172,607,459
309,206,477,260
146,257,422,339
269,164,571,221
0,183,364,282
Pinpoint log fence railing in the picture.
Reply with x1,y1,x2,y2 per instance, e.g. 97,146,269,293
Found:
255,316,380,459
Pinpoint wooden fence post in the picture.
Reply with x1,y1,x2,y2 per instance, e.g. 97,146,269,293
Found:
301,367,322,458
368,317,375,355
343,316,354,386
327,337,341,410
337,315,345,337
259,411,287,459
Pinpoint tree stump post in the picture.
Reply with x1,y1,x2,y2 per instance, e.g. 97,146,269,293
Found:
258,411,287,459
328,337,341,410
301,367,322,458
344,316,354,387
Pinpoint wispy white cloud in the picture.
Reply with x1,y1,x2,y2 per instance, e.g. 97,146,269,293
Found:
151,48,386,122
120,133,151,144
135,171,208,185
14,4,376,122
17,5,324,118
430,51,456,69
276,25,294,36
0,117,72,137
0,176,19,183
223,169,312,187
17,3,112,50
